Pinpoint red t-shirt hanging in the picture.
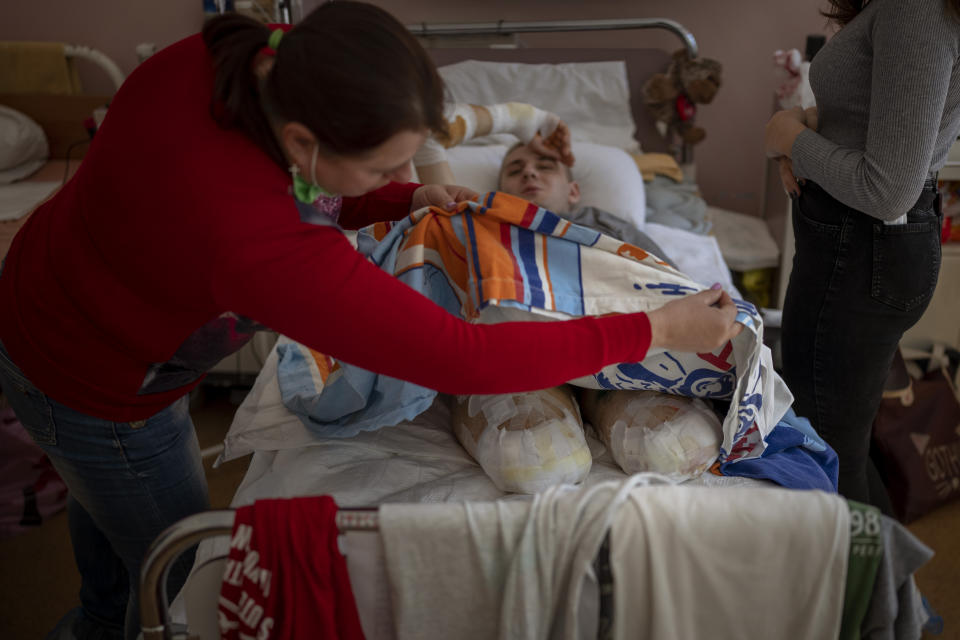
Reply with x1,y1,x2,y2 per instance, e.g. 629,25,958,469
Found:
219,496,364,640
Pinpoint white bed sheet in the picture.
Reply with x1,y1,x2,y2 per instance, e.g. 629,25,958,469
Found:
229,394,766,509
0,180,58,221
643,220,739,295
217,337,768,508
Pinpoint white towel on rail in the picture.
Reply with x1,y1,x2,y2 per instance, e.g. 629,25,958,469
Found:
379,474,677,640
379,499,528,640
610,486,850,640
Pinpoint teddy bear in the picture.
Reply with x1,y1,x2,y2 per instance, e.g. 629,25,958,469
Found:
642,49,723,146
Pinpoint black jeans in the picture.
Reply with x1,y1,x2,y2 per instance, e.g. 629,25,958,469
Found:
782,178,942,513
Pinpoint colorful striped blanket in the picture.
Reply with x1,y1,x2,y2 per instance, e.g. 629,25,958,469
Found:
277,192,793,464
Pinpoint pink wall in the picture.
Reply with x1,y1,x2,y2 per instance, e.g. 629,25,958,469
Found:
0,0,831,216
0,0,203,94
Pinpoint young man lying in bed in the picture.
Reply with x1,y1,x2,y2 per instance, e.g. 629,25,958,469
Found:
413,103,732,493
457,155,731,493
497,140,678,270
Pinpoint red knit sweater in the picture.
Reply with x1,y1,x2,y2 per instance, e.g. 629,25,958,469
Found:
0,34,652,421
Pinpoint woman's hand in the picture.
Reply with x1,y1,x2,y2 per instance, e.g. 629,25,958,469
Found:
647,288,744,353
764,106,807,159
769,106,816,195
411,184,479,212
530,120,575,167
778,157,800,198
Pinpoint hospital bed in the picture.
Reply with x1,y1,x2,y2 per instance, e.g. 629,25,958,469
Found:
0,42,122,234
140,18,934,640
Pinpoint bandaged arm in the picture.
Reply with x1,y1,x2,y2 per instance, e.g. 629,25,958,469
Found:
414,103,561,185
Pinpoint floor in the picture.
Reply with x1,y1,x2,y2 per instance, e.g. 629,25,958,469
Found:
0,388,250,640
0,384,958,639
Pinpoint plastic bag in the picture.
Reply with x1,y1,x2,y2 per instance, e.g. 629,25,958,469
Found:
872,345,960,523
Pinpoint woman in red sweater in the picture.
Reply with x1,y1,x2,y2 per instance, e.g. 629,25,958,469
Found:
0,3,741,638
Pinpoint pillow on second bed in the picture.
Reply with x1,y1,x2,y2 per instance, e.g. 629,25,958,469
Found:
442,141,647,230
0,106,49,184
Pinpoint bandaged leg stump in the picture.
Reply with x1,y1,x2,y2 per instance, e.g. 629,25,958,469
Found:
451,386,592,494
579,390,722,481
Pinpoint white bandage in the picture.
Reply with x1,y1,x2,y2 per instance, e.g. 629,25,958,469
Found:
412,134,447,168
581,390,722,481
486,102,561,144
452,387,592,494
443,103,479,147
413,102,482,168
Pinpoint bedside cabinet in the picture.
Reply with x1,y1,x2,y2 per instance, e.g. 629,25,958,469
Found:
901,238,960,350
903,137,960,350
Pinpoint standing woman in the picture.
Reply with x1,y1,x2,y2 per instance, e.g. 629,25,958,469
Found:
765,0,960,512
0,2,742,638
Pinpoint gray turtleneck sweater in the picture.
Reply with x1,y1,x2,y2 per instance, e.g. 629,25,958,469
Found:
791,0,960,221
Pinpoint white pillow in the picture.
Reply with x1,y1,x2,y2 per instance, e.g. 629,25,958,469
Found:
442,141,646,229
0,106,49,184
438,60,639,152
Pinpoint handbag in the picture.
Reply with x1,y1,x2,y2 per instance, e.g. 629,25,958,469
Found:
871,344,960,523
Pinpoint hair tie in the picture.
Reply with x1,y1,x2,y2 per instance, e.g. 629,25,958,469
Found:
267,28,284,51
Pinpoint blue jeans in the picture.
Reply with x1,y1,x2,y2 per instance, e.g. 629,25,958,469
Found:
781,179,941,513
0,339,210,640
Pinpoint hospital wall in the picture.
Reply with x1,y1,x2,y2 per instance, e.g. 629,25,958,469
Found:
0,0,832,217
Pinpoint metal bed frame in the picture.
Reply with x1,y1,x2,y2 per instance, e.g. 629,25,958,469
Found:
63,44,126,91
405,18,698,58
140,508,379,640
258,2,700,57
407,17,700,162
139,16,699,640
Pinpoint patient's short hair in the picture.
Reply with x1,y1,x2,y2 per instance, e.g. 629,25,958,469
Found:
498,141,573,189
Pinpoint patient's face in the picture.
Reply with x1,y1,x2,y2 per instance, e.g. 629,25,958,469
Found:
498,145,580,214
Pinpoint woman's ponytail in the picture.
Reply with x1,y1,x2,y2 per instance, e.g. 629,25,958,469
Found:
203,3,447,168
203,14,287,168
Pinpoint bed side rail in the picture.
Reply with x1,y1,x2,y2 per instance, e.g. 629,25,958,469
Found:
405,18,698,58
140,508,380,640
